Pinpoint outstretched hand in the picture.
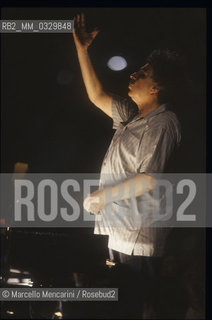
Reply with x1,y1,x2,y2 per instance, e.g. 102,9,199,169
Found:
73,12,99,51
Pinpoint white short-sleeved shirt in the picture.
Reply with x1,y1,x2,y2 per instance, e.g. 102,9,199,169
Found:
94,95,181,256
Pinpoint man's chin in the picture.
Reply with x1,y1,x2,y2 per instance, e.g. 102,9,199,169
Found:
128,90,135,101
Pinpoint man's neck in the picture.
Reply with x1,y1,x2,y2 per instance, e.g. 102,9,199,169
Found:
137,102,160,118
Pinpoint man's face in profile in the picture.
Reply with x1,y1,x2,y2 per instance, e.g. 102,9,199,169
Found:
128,63,158,106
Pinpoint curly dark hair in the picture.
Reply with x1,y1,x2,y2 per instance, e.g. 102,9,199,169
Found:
146,49,188,105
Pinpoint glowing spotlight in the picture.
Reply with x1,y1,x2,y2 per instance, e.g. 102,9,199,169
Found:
107,56,127,71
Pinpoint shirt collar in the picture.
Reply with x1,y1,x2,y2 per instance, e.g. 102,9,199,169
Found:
132,103,167,122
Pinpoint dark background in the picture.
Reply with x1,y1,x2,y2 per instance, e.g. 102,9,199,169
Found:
1,7,206,173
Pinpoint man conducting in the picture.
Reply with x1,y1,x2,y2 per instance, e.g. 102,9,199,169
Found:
73,13,184,318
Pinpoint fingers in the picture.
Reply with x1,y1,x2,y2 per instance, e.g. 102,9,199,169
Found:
73,16,76,35
84,196,99,209
81,12,85,29
83,196,101,214
91,29,100,39
73,13,99,48
73,15,78,33
73,14,81,40
74,13,85,30
74,12,99,36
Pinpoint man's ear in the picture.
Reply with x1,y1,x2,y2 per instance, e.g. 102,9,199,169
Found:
150,86,160,95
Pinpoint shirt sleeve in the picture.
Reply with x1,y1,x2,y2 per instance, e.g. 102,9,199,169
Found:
136,123,180,174
111,94,138,129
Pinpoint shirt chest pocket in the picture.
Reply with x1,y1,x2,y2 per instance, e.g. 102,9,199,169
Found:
115,127,143,168
119,126,144,152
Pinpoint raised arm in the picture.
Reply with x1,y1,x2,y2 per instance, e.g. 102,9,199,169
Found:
73,13,112,117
